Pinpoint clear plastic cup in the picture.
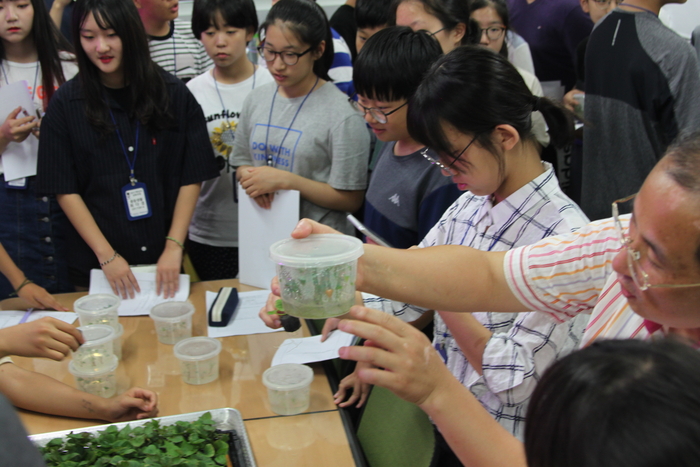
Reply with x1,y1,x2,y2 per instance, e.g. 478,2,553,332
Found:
269,234,364,319
573,92,585,118
262,363,314,415
173,337,222,385
72,324,116,372
69,354,118,398
149,302,195,345
112,323,124,360
73,294,120,330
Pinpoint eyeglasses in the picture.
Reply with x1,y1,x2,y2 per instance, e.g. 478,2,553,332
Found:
349,98,408,124
612,193,700,291
421,135,477,176
479,26,506,42
427,27,446,37
257,45,312,66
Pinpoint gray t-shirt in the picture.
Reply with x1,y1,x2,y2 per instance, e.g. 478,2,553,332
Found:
231,81,370,234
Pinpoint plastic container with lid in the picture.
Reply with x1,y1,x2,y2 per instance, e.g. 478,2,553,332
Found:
173,337,222,385
72,324,116,372
73,294,120,330
149,301,195,345
112,323,124,360
269,234,363,319
69,354,118,398
262,363,314,415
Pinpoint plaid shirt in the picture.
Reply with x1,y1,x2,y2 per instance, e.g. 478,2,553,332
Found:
363,163,590,440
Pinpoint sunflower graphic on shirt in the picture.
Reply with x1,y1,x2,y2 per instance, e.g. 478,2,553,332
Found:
211,120,237,172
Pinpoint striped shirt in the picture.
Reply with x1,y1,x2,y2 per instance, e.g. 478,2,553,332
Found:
364,163,590,439
505,215,655,346
148,20,213,82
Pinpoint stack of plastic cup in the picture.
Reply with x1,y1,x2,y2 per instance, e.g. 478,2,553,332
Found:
74,294,123,361
149,302,195,345
262,363,314,415
173,337,222,385
69,324,119,397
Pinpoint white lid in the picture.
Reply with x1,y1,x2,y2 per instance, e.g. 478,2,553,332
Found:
262,363,314,391
149,301,195,322
74,294,121,314
269,234,364,268
68,354,118,376
173,337,222,361
78,324,116,346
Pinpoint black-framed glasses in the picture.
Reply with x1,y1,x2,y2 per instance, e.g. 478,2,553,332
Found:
479,26,506,42
349,98,408,124
427,26,446,37
421,135,477,176
257,45,313,66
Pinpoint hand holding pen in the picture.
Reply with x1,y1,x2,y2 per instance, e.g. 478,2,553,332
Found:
0,107,39,144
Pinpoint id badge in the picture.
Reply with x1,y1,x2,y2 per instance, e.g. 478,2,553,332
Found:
121,181,152,221
5,177,27,190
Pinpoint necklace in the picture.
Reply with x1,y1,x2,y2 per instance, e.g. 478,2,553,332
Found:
264,76,319,167
618,3,658,16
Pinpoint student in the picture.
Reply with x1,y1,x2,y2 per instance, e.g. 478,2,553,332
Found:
36,0,219,298
286,129,700,466
579,0,700,220
232,0,369,235
0,0,77,300
133,0,213,82
469,0,534,74
525,338,700,467
355,0,391,53
352,27,460,249
329,0,357,60
186,0,273,281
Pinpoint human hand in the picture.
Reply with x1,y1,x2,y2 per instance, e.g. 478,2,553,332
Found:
0,317,83,360
253,193,274,209
238,166,289,198
102,387,159,422
156,244,182,299
563,89,583,113
334,361,372,408
259,286,283,329
101,254,140,299
337,306,453,407
321,317,343,341
291,218,343,239
0,107,38,144
17,283,69,311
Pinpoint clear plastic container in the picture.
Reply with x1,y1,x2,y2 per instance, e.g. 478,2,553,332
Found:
262,363,314,415
72,324,116,372
112,323,124,360
69,354,118,398
73,294,120,330
173,337,222,385
269,234,363,319
149,302,195,345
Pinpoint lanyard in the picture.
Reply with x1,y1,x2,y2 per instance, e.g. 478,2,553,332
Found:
264,76,319,167
108,108,141,186
618,3,658,16
1,61,40,101
172,33,177,75
213,66,257,139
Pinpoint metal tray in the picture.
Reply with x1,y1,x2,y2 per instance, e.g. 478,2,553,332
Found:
29,408,256,467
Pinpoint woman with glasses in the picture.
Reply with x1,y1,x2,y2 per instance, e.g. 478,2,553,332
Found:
232,0,369,235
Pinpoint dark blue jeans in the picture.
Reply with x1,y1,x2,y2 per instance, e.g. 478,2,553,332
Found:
0,175,74,299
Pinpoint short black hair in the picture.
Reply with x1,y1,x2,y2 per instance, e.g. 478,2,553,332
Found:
526,338,700,467
354,26,442,102
191,0,259,39
356,0,392,29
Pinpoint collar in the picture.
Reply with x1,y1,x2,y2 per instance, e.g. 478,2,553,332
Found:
148,20,175,41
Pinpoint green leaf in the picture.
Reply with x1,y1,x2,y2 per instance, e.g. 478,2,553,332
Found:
202,443,215,457
213,440,228,456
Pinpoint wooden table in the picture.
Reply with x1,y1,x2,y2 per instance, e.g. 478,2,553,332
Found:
1,279,358,466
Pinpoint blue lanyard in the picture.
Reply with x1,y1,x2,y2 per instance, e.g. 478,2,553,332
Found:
108,108,140,185
1,61,40,101
619,3,658,16
213,66,256,139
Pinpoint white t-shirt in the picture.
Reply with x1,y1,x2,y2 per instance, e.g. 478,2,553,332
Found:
186,66,274,247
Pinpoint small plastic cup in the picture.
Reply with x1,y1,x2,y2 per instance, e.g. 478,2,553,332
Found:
173,337,222,385
262,363,314,415
149,302,195,345
72,324,116,372
573,92,585,118
269,234,364,319
69,354,118,398
112,323,124,360
73,294,120,330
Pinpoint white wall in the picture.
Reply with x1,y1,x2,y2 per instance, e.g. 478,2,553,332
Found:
178,0,344,24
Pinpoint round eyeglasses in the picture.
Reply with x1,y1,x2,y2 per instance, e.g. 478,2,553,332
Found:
612,193,700,291
257,45,312,66
421,135,477,176
479,26,506,42
349,98,408,124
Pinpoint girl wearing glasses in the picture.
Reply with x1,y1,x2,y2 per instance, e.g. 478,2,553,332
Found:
232,0,369,235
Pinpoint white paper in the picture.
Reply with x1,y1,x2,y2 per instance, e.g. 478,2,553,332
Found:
88,269,190,316
0,311,77,329
0,81,39,180
271,330,357,366
237,186,299,289
206,290,284,337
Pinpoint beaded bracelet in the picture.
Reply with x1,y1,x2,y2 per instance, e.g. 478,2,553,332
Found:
10,278,33,297
166,236,185,250
100,251,121,267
